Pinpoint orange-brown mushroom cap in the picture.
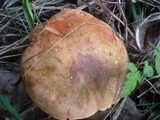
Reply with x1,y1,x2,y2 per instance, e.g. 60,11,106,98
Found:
21,9,128,120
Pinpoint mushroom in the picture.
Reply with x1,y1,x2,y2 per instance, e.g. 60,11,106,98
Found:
21,9,128,120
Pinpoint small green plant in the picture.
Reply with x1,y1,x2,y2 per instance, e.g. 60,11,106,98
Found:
143,61,154,77
121,45,160,98
120,62,141,98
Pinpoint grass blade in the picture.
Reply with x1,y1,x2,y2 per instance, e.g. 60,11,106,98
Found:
153,114,160,120
0,95,23,120
129,0,138,21
3,0,19,8
22,0,35,30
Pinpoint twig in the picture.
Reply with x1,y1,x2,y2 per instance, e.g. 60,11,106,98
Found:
94,0,134,38
0,54,22,60
16,10,29,34
103,99,121,120
77,1,95,10
118,0,128,43
0,19,11,32
112,97,127,120
22,22,120,77
22,23,87,77
138,0,156,7
145,78,160,95
0,36,28,55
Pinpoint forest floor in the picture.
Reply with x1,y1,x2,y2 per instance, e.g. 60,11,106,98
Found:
0,0,160,120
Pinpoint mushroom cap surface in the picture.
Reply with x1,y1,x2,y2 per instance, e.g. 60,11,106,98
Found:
21,9,128,120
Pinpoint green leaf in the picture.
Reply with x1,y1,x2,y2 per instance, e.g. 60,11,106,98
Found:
0,95,23,120
22,0,35,30
143,61,154,77
120,71,141,98
155,47,160,74
128,62,137,72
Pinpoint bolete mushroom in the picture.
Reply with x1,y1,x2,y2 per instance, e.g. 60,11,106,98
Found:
21,9,128,120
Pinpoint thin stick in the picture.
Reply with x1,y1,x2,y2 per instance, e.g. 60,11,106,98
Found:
118,0,128,43
22,22,86,77
0,54,22,60
22,22,120,77
94,0,134,38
